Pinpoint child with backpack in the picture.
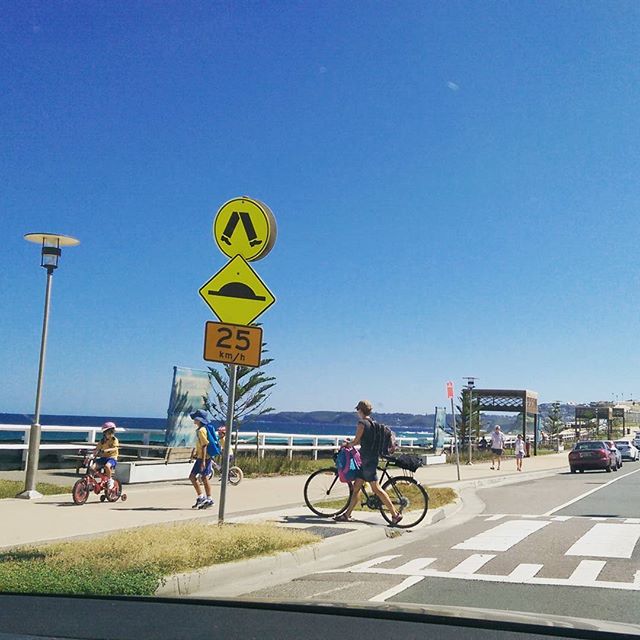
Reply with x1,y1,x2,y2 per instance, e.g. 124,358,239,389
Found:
188,410,220,509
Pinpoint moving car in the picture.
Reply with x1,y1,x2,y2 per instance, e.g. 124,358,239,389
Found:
568,441,617,473
614,440,640,461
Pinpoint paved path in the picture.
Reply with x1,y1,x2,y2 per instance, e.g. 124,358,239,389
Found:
0,453,568,549
247,464,640,627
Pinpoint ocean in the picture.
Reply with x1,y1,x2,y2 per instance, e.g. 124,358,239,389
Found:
0,413,437,445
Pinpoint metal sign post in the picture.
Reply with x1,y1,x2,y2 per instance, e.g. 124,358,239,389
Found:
447,382,460,481
199,196,278,525
218,363,238,524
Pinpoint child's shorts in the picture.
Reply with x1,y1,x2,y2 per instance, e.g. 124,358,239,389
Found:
191,458,213,477
96,457,117,468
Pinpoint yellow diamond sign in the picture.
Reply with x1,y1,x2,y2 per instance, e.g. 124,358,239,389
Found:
198,255,276,325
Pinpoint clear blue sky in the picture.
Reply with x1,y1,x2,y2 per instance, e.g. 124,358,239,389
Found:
2,2,639,417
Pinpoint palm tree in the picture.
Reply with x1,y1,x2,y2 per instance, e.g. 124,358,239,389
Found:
203,341,275,453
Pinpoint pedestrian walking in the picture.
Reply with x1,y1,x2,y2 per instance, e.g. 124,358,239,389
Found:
490,425,505,470
515,433,525,471
188,410,214,509
334,400,402,525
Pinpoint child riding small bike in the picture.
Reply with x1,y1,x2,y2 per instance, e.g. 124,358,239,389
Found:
72,422,127,505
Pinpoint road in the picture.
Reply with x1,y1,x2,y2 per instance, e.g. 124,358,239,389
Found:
247,464,640,626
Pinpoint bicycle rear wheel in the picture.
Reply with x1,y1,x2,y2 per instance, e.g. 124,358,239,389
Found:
105,479,122,502
228,466,243,485
303,468,352,517
379,476,429,529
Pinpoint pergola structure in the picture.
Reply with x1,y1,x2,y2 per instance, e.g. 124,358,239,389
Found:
575,405,640,439
462,388,540,455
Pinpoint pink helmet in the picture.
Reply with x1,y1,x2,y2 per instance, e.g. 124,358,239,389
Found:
217,426,226,436
101,421,117,432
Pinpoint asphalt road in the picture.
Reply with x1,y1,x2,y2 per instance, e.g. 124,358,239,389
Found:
248,464,640,627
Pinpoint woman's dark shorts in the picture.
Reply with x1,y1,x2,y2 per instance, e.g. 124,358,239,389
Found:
357,456,378,482
491,448,503,456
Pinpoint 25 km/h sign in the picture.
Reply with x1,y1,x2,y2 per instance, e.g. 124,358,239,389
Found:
203,321,262,368
198,255,276,325
213,197,277,262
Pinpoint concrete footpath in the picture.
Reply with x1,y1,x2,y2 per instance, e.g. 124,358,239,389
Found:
0,453,569,550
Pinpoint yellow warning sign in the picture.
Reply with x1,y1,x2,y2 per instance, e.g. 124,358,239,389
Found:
198,255,276,325
213,197,277,261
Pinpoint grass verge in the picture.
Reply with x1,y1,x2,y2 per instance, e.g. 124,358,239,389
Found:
0,480,70,499
318,485,457,513
235,455,329,477
0,522,319,596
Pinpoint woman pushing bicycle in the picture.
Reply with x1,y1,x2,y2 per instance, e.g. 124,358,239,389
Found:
334,400,402,525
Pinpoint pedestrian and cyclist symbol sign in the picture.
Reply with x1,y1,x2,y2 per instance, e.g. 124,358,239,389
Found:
199,255,276,326
213,197,277,262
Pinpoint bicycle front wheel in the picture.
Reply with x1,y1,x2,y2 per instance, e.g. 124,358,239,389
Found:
303,468,352,517
379,476,429,529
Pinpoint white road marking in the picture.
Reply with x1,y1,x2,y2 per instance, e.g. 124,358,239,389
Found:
325,559,640,592
625,518,640,524
392,557,437,573
307,583,360,599
508,563,543,581
369,576,424,602
453,519,550,551
485,514,505,521
591,517,608,521
341,555,401,572
551,516,572,521
567,560,606,584
565,523,640,559
450,554,496,574
543,467,640,516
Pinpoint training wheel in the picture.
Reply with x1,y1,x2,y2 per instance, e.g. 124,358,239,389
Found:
120,493,127,502
100,495,107,502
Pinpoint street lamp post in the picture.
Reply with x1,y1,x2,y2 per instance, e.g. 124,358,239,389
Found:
17,233,79,500
463,377,477,465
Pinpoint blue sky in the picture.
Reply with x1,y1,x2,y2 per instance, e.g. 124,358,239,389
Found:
1,1,639,417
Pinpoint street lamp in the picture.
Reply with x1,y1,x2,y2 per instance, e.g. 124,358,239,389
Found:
17,233,79,499
463,376,477,465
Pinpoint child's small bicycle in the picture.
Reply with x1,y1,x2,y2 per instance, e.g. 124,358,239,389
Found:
72,453,127,505
197,454,244,485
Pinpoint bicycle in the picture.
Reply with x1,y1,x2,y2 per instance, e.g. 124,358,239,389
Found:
303,453,428,529
198,455,244,486
72,454,127,505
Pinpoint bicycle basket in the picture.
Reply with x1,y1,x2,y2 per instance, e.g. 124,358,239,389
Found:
390,454,424,473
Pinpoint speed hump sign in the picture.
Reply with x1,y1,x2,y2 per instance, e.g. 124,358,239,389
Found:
203,321,262,368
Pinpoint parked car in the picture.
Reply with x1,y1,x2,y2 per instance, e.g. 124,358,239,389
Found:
614,440,640,461
605,441,622,469
568,441,617,473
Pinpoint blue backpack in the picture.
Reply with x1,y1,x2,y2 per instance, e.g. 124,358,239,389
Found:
336,447,361,483
204,423,222,457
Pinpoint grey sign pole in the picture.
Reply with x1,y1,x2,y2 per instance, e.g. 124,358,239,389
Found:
19,267,54,499
218,363,238,524
451,396,461,481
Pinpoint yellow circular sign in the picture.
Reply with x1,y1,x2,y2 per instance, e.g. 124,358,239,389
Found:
213,197,277,261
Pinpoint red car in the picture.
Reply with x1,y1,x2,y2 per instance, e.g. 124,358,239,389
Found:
568,440,618,473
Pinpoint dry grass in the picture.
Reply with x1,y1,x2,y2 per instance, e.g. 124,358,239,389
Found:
0,522,319,596
0,480,69,499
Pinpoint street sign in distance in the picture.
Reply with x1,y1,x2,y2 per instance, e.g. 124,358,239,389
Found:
203,321,262,368
213,197,277,262
198,255,276,325
446,381,455,399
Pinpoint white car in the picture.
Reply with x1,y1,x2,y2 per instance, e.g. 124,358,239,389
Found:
614,440,639,461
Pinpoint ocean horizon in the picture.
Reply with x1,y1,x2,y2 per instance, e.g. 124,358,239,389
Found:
0,413,438,444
